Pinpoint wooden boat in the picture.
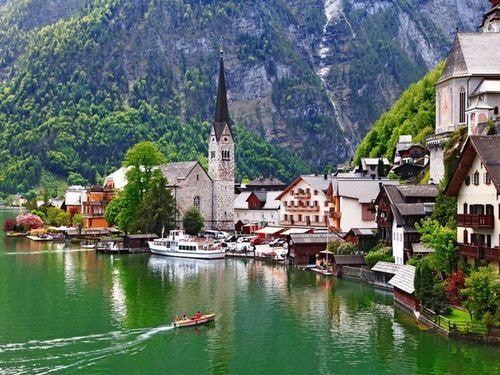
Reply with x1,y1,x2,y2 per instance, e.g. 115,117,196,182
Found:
148,230,225,260
173,313,216,328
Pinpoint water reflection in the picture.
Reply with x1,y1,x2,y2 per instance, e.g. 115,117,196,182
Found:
147,255,226,282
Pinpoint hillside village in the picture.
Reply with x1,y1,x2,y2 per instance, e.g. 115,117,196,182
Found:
8,0,500,341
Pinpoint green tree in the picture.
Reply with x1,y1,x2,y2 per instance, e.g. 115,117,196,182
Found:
416,219,457,276
414,257,447,314
183,207,204,235
104,195,124,227
129,176,176,236
67,172,88,186
461,267,499,322
114,141,166,232
73,213,84,235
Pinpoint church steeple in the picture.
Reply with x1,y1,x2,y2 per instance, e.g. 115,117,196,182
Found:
213,48,231,141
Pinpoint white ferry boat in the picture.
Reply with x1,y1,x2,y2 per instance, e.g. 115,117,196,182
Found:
148,229,225,259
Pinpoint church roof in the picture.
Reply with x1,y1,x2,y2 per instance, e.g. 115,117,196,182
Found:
213,49,232,141
470,79,500,96
159,161,207,185
438,33,500,84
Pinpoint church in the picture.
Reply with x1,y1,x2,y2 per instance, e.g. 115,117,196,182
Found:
105,50,235,231
427,0,500,183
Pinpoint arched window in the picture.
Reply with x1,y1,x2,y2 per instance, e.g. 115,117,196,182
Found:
194,196,201,210
459,87,466,123
463,229,468,244
463,203,468,214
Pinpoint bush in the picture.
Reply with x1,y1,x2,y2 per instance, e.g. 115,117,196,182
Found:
365,248,394,268
3,218,16,232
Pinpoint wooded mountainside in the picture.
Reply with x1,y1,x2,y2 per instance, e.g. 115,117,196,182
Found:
0,0,486,193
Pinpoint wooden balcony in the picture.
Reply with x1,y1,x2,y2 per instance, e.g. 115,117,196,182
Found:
457,214,494,229
484,246,500,262
294,192,311,199
458,243,483,259
286,206,319,212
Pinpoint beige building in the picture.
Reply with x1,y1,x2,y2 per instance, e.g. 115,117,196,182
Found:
428,0,500,183
446,136,500,273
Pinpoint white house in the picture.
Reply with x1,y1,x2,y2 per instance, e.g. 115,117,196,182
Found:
234,190,281,226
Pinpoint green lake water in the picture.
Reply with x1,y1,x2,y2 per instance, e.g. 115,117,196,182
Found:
0,210,498,374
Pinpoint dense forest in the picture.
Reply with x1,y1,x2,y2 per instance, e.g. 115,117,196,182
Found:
353,62,444,164
0,0,311,193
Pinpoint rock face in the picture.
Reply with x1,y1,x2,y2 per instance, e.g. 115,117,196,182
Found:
0,0,488,170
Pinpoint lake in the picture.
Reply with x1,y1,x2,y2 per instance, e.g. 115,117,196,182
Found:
0,210,498,374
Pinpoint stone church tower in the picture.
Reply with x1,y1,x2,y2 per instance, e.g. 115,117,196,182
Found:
208,49,235,231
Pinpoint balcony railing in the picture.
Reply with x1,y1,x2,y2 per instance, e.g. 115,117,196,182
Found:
458,243,483,259
83,213,105,218
457,214,494,229
286,206,319,212
294,191,311,199
484,246,500,262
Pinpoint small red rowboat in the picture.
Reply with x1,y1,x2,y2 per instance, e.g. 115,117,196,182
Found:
173,313,216,328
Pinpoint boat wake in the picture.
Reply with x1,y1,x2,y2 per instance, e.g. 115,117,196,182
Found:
0,325,175,374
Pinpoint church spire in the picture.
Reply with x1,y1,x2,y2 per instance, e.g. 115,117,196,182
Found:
213,47,231,140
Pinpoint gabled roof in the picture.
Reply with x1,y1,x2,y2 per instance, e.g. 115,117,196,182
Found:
290,232,343,244
276,175,331,200
470,79,500,96
159,161,206,185
263,191,282,209
247,177,286,188
234,190,282,210
345,228,377,237
388,265,416,294
334,179,398,203
466,96,494,111
446,136,500,196
234,191,252,209
438,33,500,84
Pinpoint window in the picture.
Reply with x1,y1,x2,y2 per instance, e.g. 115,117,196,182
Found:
314,190,318,195
463,203,468,214
221,150,230,161
298,214,302,222
473,171,480,185
465,176,470,186
485,172,492,185
196,174,199,181
459,87,466,123
284,201,287,207
284,214,288,221
315,215,319,222
194,196,201,210
495,106,499,115
324,201,329,207
463,229,468,244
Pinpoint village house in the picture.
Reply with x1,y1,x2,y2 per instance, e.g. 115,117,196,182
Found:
234,190,281,228
241,176,287,192
391,135,429,180
276,175,331,229
375,184,439,264
445,136,500,273
356,158,391,179
427,0,500,183
64,185,87,215
288,232,343,266
82,185,116,228
329,178,399,233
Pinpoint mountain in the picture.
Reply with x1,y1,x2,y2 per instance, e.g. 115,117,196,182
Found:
0,0,487,192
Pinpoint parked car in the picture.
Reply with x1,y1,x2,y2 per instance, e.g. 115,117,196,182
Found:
269,238,285,247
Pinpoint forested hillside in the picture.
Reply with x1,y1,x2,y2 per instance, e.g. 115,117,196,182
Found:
353,62,444,163
0,0,486,193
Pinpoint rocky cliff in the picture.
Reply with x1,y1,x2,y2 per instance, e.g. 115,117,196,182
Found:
0,0,488,190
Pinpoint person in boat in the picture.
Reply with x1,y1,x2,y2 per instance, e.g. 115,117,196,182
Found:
182,313,187,320
195,311,202,319
175,315,180,321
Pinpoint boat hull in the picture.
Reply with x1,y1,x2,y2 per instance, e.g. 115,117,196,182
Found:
149,247,225,259
173,313,216,328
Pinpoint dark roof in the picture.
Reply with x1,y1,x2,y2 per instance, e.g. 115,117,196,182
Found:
446,136,500,196
345,228,377,237
333,254,365,265
247,177,286,187
213,49,232,141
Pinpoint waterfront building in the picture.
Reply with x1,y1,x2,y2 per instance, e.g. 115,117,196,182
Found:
276,175,331,229
82,185,116,228
428,0,500,183
64,185,87,215
375,184,438,264
330,178,399,233
445,135,500,273
234,190,281,227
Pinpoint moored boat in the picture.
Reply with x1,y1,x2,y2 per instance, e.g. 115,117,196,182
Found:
26,234,53,241
148,230,225,259
173,313,216,328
